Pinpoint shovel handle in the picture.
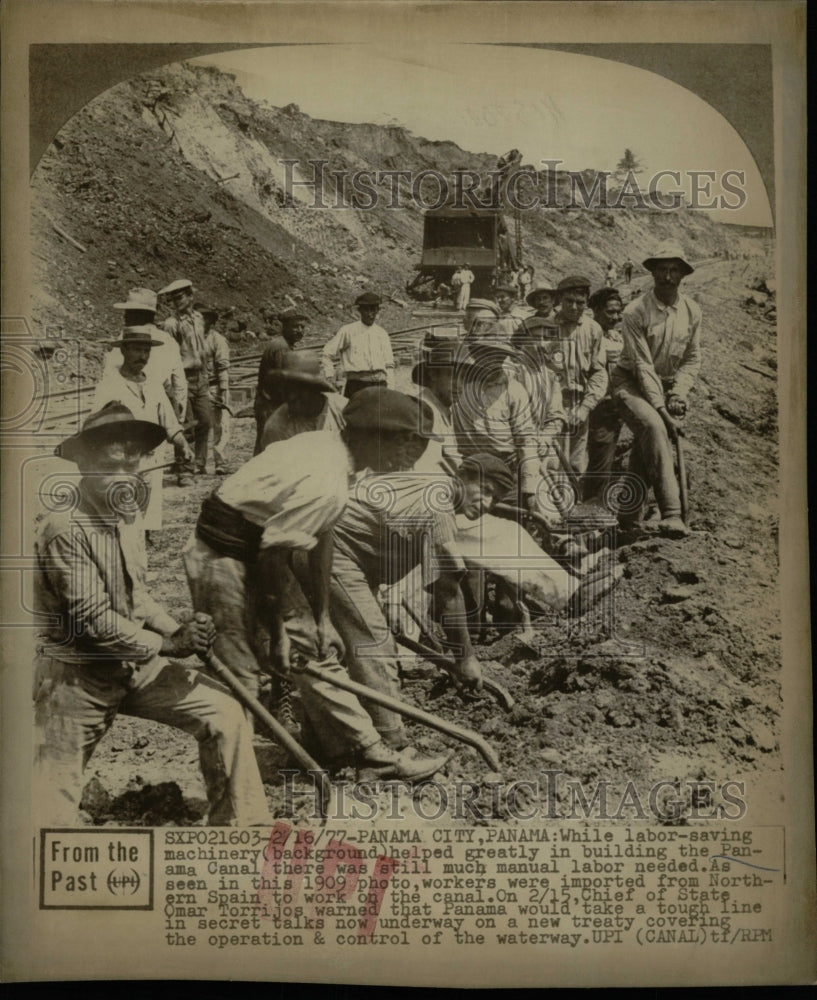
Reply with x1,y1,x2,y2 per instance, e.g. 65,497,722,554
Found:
296,659,501,771
675,435,689,524
203,651,333,818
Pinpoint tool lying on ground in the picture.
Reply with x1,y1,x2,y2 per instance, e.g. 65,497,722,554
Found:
290,659,501,771
394,630,515,712
203,649,334,818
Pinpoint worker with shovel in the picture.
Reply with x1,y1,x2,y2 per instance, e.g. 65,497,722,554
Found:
611,241,701,539
183,387,452,782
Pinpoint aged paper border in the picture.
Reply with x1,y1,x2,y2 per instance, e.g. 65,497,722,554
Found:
1,0,812,986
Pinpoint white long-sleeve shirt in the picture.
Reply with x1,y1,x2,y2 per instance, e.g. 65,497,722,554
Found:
320,320,394,387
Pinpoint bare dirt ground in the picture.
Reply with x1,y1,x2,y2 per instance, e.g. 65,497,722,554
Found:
69,253,782,829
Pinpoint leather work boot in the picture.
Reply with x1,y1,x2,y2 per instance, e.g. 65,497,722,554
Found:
177,474,193,487
658,516,690,539
355,741,453,783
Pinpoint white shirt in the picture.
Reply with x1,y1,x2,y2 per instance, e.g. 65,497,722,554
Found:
320,320,395,386
102,324,187,413
93,366,182,440
217,431,354,551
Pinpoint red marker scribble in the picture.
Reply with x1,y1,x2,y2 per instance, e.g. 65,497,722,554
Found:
315,838,366,901
358,855,399,939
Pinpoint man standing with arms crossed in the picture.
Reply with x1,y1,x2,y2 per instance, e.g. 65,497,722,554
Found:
612,241,701,539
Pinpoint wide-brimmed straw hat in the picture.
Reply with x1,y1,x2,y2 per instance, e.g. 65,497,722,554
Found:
525,285,557,307
57,401,165,462
642,241,694,276
113,288,158,312
106,326,164,348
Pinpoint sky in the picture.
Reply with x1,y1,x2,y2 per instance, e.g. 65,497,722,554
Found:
190,44,772,227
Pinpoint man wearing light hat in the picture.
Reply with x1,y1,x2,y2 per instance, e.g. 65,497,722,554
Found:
158,278,212,483
551,274,609,475
254,307,310,454
259,353,347,448
34,402,269,826
183,387,454,781
93,326,193,531
320,292,395,398
612,241,701,539
103,287,187,416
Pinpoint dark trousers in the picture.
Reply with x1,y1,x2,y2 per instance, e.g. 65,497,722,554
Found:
344,378,386,399
176,370,213,473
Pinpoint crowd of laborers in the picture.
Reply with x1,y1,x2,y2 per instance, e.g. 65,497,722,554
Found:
33,239,701,826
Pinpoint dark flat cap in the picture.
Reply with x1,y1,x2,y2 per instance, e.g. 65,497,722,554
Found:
556,275,591,294
588,287,623,311
458,453,516,495
344,387,441,439
355,292,382,307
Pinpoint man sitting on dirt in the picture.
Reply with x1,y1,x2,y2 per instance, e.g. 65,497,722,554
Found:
320,292,395,398
259,353,347,447
34,402,269,826
253,308,310,454
550,275,609,476
611,241,701,539
158,278,213,484
183,388,452,782
585,287,626,497
102,287,187,419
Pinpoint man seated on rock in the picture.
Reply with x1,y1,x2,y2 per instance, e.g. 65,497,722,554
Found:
611,242,701,539
259,353,347,447
183,388,452,782
34,402,270,826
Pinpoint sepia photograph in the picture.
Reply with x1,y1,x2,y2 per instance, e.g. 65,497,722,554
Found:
1,0,812,987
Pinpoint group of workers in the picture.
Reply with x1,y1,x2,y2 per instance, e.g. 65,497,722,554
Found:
33,238,701,825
